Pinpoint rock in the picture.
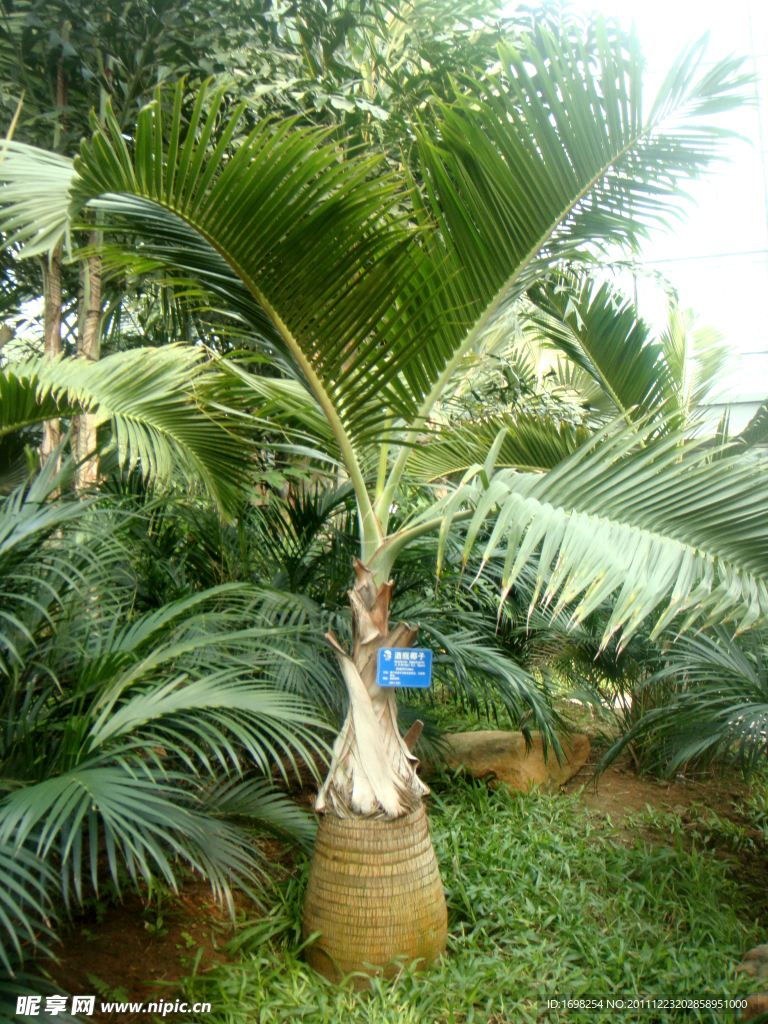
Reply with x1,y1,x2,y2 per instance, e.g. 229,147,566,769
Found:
740,992,768,1022
735,946,768,1021
737,945,768,981
419,731,590,792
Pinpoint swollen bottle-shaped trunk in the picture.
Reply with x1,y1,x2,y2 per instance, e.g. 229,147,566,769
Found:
302,561,447,985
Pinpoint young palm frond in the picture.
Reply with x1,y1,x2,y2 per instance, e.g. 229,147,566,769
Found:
527,271,673,422
528,271,738,428
407,412,592,481
658,304,736,417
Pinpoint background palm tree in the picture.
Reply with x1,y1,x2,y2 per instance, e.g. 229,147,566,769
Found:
0,458,333,976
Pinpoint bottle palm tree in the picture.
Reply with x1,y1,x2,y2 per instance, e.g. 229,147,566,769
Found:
3,18,768,981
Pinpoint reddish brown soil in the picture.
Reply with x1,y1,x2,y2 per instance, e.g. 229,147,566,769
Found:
44,879,235,1019
563,746,754,824
40,839,297,1024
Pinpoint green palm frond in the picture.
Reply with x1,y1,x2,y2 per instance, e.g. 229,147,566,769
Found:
208,777,317,849
219,358,340,460
1,478,335,961
0,142,77,257
73,90,428,444
393,419,768,649
546,356,612,419
1,346,254,516
527,272,671,420
0,844,56,973
599,627,768,774
0,368,72,435
0,763,263,907
396,29,750,430
0,662,329,909
0,639,331,950
408,413,591,481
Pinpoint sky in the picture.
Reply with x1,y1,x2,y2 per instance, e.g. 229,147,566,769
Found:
557,0,768,428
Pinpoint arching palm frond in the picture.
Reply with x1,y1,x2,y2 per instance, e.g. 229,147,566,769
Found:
527,272,672,421
0,144,77,257
0,674,328,903
0,346,254,516
0,26,750,497
394,417,768,651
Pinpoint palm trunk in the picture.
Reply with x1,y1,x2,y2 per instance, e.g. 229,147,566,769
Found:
316,559,429,817
73,238,102,489
303,559,447,983
40,244,63,468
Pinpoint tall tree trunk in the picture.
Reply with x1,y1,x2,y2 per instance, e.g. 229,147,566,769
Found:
74,237,102,489
40,32,69,475
40,244,63,469
316,558,429,818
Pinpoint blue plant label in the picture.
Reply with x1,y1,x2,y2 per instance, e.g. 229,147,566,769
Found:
376,647,433,688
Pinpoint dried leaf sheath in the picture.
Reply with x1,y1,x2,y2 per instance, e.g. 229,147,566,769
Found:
316,560,429,818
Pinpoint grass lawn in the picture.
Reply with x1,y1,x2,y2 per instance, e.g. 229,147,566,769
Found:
171,775,764,1024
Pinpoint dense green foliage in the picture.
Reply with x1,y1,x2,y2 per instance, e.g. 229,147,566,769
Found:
601,627,768,776
0,465,335,979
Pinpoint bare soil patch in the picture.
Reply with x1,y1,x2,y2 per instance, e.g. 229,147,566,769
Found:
563,746,753,824
563,740,768,928
40,839,296,1024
